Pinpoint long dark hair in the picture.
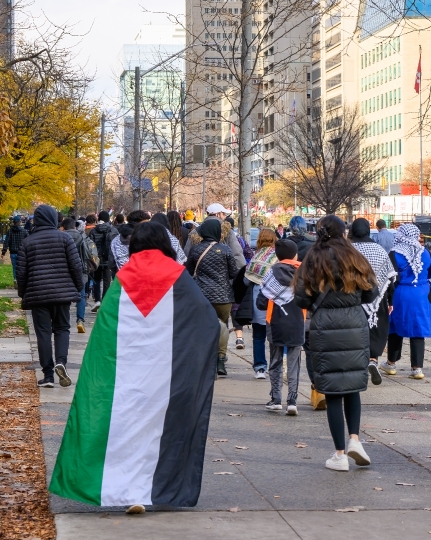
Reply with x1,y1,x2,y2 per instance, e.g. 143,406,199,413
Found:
167,210,184,246
129,222,176,260
297,215,375,294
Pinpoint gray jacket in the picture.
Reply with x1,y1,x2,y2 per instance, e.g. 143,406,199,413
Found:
184,216,246,269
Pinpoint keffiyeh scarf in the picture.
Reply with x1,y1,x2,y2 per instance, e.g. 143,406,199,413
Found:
260,260,301,307
392,223,423,284
352,241,397,328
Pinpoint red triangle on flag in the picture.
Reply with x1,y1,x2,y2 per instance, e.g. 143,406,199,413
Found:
414,55,421,94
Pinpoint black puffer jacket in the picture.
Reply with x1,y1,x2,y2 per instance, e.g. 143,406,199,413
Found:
17,205,84,309
186,240,237,303
289,233,315,262
294,263,378,395
89,223,118,265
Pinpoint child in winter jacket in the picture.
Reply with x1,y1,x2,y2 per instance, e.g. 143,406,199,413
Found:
257,239,305,415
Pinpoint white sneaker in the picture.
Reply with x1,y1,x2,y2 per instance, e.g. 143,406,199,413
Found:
91,301,101,313
286,405,298,416
379,361,397,375
265,400,282,411
347,439,371,466
409,368,425,379
254,369,266,379
325,452,349,471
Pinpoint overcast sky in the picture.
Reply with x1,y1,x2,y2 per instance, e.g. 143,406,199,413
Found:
27,0,183,105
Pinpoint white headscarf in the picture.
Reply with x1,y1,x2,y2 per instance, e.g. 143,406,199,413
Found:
392,223,424,284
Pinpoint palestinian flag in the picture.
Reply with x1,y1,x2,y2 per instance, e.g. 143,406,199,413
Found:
49,249,219,507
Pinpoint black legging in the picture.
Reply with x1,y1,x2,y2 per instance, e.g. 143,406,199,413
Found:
387,333,424,368
325,392,361,451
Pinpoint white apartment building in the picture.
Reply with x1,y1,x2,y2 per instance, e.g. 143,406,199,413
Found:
357,9,431,195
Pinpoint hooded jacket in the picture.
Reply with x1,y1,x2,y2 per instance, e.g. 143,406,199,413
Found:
16,205,83,308
256,262,305,347
294,254,378,395
184,216,246,269
89,222,118,265
288,233,315,262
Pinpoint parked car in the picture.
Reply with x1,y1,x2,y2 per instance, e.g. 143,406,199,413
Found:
234,227,260,250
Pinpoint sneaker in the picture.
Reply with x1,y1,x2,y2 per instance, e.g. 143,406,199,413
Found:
368,360,382,385
325,452,349,471
235,337,245,349
347,439,371,466
77,320,86,334
265,400,282,411
379,361,397,375
125,504,146,514
55,363,72,388
286,405,298,416
409,368,425,379
37,377,54,388
91,301,101,313
254,368,266,379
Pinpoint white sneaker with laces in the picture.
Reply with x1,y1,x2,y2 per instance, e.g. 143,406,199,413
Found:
286,405,298,416
409,368,425,379
379,361,397,375
254,369,266,379
265,400,282,411
347,439,371,466
91,301,101,313
325,452,349,471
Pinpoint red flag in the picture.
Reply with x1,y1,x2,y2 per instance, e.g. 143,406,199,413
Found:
414,55,421,93
231,123,237,145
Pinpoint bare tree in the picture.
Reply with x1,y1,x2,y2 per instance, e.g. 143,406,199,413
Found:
276,104,385,216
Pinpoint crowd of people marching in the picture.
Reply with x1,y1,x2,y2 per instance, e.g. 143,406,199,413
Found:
5,201,431,476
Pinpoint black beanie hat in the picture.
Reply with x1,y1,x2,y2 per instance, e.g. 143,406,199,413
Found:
275,239,298,261
98,211,110,223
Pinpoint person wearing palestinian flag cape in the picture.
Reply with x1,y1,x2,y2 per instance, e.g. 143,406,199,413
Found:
50,222,220,512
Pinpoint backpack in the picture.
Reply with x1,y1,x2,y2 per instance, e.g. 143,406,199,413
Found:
80,235,100,274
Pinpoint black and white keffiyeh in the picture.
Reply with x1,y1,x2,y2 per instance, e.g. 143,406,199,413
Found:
260,268,294,307
352,241,397,328
392,223,423,284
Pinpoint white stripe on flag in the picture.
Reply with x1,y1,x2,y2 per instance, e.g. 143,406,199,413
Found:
101,286,174,506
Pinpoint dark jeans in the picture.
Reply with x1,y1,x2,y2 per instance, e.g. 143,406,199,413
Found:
252,322,267,372
10,253,18,280
387,333,424,368
93,265,111,302
326,393,361,451
32,304,71,379
76,288,86,322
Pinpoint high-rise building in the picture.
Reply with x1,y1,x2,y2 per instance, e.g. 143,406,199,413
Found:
357,0,431,196
0,0,14,62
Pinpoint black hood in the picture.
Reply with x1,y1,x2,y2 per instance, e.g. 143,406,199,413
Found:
351,218,373,243
33,205,58,229
94,222,112,233
272,262,297,286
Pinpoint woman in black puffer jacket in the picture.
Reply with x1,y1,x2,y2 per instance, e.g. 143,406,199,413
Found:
294,215,378,473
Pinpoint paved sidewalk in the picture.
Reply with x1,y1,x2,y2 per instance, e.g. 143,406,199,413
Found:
0,288,33,363
27,304,431,539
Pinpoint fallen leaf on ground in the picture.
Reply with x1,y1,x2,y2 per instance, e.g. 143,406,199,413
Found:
381,429,399,434
222,400,231,403
235,445,249,450
295,442,308,448
229,507,240,512
214,439,228,443
302,457,311,459
396,483,415,486
214,472,234,475
212,459,224,462
274,495,280,498
0,451,12,458
230,462,243,465
366,439,377,442
335,508,359,513
374,487,383,491
228,413,243,417
389,442,396,445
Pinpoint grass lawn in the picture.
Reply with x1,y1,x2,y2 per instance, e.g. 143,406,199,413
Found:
0,296,28,335
0,264,14,288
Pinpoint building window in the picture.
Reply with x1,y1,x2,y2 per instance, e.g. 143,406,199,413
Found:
361,54,363,69
377,121,380,135
399,139,402,154
385,118,388,132
398,88,401,102
398,113,401,128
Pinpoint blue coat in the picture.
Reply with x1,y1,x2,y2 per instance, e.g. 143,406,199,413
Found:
389,250,431,338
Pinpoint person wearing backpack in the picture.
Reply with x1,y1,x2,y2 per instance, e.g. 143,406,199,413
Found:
89,211,118,312
61,218,99,333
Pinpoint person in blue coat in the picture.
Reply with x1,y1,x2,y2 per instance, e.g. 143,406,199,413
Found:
380,223,431,380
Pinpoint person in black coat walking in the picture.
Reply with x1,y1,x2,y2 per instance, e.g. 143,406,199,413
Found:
17,205,83,389
294,215,378,472
1,216,28,287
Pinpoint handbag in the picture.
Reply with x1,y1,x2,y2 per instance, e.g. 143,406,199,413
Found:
308,284,331,316
193,242,216,278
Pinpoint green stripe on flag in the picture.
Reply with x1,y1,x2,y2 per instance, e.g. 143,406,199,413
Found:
49,279,122,505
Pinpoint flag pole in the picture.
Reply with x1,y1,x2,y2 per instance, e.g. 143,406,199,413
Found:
419,44,423,215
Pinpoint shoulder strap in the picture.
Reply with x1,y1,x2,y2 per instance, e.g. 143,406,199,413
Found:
309,284,331,316
193,242,216,277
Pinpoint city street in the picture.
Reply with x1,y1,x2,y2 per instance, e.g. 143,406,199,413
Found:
25,302,431,539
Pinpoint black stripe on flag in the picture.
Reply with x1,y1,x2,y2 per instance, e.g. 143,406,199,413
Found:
151,270,219,506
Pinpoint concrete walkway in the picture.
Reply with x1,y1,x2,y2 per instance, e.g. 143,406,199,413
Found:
27,302,431,539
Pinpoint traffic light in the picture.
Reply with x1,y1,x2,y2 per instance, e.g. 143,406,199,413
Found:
152,176,159,192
